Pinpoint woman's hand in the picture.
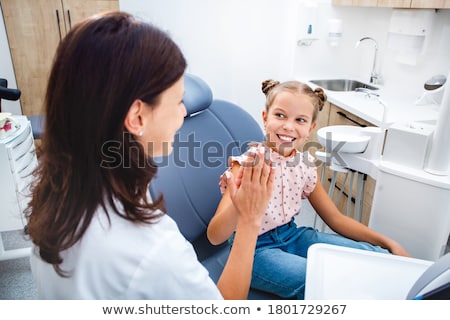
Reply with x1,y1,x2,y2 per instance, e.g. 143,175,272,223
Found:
225,145,275,226
216,145,275,299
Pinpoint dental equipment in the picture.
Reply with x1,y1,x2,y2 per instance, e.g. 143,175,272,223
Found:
317,70,450,261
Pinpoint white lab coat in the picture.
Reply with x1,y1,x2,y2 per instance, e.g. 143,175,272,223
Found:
30,201,222,299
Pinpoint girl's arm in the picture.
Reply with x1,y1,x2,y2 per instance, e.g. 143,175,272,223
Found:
309,179,410,257
215,149,275,299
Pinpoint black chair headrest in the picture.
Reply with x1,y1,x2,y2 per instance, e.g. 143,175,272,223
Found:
0,78,21,101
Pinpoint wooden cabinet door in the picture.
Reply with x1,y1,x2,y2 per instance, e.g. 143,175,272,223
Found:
61,0,119,32
332,0,377,6
377,0,411,7
310,101,331,145
1,0,119,116
411,0,450,8
323,104,376,225
332,0,354,5
1,0,65,116
355,0,378,5
328,104,373,127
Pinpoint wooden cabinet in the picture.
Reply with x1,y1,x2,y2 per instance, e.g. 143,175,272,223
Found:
310,101,331,145
313,103,376,225
332,0,378,6
377,0,411,7
411,0,450,8
328,104,373,128
333,0,450,7
0,0,119,116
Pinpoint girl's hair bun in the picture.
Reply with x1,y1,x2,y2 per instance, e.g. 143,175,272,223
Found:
261,79,280,95
313,87,327,111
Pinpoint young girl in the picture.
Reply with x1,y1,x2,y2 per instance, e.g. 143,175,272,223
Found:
207,79,409,299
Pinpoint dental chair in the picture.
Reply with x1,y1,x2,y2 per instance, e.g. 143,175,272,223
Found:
0,78,21,111
0,77,45,139
149,73,279,299
305,243,450,299
28,114,45,140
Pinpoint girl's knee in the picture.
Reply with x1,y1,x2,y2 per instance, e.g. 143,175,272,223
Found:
251,272,306,299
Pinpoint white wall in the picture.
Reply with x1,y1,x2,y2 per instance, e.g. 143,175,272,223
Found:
0,5,21,114
119,0,300,128
3,1,448,122
120,0,450,129
294,3,450,98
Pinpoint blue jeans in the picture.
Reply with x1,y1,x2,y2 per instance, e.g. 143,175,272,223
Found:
249,219,389,299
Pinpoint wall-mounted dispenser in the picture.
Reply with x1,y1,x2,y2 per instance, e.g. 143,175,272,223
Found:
297,23,318,46
297,1,319,47
328,19,342,47
387,9,434,65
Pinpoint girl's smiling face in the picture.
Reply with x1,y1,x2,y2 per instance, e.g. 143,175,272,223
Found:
262,90,316,157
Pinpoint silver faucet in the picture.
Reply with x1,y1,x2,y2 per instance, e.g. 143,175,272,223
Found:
355,87,379,97
355,37,380,84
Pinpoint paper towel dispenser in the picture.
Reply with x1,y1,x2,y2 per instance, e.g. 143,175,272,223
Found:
387,9,435,65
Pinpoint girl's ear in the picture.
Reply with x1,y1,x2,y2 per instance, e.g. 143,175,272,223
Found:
124,99,144,136
262,110,268,127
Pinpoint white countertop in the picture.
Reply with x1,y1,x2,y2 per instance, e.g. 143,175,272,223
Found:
303,78,441,127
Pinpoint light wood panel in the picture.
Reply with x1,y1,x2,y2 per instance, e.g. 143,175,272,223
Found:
377,0,411,7
1,0,64,116
1,0,119,116
323,104,376,225
334,0,449,7
411,0,450,8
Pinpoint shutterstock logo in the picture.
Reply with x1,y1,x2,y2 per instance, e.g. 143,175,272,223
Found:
100,132,250,169
100,132,345,169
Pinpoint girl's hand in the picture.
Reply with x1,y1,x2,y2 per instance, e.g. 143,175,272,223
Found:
386,241,410,257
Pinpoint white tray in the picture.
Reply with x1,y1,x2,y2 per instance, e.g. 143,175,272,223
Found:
305,243,433,299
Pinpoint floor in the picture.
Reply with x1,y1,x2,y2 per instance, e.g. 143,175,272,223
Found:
0,230,37,299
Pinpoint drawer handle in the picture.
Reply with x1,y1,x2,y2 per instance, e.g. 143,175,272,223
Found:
336,111,367,127
56,10,62,41
67,10,72,30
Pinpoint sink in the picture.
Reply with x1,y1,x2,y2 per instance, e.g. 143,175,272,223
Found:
317,125,371,153
310,79,378,92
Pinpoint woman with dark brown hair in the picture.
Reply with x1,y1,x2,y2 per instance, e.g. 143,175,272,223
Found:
26,11,274,299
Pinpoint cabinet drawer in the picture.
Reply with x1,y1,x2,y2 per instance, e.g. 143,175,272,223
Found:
6,124,32,156
8,129,34,163
13,149,37,179
329,104,374,127
14,155,38,199
8,135,36,174
323,169,375,225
